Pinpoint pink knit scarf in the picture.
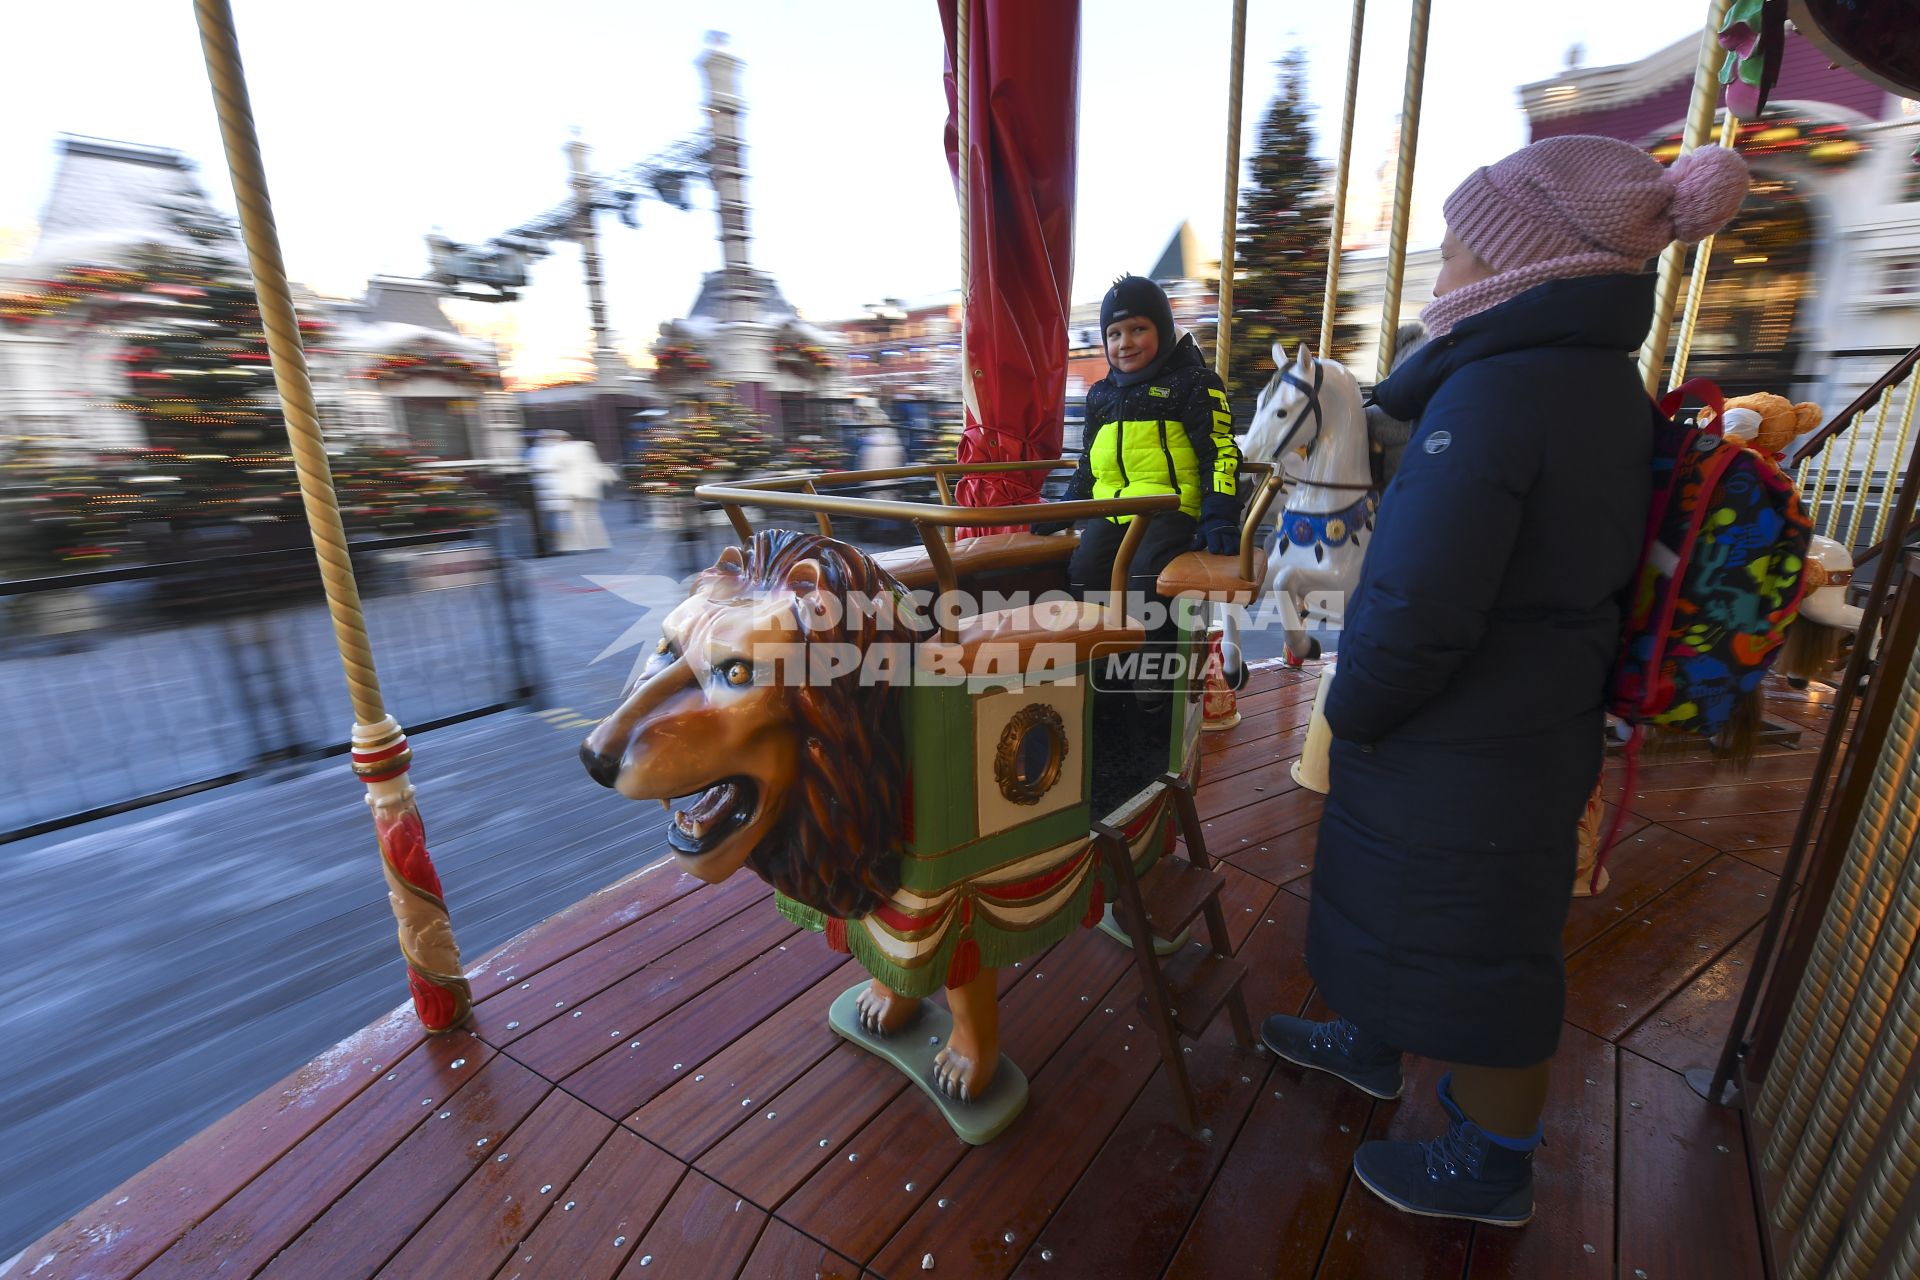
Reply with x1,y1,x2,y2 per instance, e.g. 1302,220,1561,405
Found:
1420,251,1641,339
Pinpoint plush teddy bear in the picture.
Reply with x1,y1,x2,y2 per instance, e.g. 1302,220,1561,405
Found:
1703,391,1822,464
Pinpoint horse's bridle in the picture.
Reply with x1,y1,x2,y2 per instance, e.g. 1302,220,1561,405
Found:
1263,359,1372,495
1264,361,1323,464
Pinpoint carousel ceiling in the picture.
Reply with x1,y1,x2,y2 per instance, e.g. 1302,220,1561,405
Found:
1790,0,1920,98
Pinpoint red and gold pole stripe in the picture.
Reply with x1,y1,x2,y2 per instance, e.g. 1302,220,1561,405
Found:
193,0,470,1032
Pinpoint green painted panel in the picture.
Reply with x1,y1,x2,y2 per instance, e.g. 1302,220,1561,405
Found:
896,799,1092,892
902,680,973,856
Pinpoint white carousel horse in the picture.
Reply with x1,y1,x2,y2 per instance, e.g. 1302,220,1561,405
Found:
1243,342,1378,665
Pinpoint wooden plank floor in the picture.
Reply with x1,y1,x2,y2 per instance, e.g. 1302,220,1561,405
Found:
23,662,1829,1280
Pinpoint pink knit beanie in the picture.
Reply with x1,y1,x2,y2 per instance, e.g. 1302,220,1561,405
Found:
1423,135,1750,337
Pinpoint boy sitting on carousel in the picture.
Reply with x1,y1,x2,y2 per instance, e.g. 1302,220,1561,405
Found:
1034,275,1243,708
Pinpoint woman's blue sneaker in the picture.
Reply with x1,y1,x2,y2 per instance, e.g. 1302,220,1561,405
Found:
1351,1073,1537,1227
1259,1014,1404,1099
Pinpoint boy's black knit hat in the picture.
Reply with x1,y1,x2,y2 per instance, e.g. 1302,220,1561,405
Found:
1100,274,1174,347
1100,275,1177,386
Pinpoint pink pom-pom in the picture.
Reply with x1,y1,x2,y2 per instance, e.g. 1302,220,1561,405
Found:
1666,144,1751,243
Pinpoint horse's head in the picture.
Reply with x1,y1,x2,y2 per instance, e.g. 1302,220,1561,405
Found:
1244,342,1368,480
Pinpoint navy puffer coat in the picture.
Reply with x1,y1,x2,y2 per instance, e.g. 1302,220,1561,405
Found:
1306,273,1655,1068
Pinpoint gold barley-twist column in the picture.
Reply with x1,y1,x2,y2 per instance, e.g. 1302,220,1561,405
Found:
1869,372,1920,546
1666,111,1738,390
1215,0,1247,384
1374,0,1430,381
1788,932,1920,1278
1846,384,1898,547
1804,434,1838,537
1757,657,1920,1149
1827,401,1870,541
1773,676,1920,1232
1641,0,1735,394
1319,0,1365,360
1825,1055,1920,1280
194,0,469,1032
1820,404,1866,541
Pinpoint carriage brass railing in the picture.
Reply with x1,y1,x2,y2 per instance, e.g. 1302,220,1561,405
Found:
1790,340,1920,560
697,459,1282,644
698,463,1173,642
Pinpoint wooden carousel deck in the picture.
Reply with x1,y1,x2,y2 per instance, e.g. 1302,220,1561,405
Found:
23,662,1834,1280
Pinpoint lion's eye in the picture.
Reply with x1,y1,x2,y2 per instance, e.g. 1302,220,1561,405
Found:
718,658,753,687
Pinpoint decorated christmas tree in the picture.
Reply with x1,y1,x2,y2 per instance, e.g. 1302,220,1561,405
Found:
1225,51,1360,400
630,390,784,494
0,198,496,573
106,199,309,528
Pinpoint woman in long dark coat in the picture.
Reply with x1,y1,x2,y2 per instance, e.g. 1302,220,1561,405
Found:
1261,135,1750,1226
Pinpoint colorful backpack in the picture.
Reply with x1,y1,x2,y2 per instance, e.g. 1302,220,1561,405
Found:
1594,377,1813,879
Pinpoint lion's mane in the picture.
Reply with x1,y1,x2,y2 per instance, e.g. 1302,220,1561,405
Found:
739,528,925,918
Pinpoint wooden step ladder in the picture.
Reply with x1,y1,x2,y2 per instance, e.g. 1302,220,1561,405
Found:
1093,771,1255,1132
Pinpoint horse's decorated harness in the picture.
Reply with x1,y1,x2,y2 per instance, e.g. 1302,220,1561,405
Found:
1279,490,1378,558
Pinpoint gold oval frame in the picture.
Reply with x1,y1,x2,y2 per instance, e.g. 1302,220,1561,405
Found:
994,703,1069,806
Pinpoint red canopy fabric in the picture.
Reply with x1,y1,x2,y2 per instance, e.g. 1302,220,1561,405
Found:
939,0,1080,537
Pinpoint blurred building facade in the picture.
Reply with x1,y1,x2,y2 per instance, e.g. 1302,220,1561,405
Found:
0,136,521,463
1520,31,1920,412
820,294,964,458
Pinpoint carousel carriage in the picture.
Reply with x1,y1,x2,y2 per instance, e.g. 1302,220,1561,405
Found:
579,458,1285,1137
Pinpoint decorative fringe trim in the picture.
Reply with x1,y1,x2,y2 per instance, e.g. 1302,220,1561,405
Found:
774,871,1104,1001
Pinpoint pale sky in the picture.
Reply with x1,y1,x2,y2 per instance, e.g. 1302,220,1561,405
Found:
4,1,1706,382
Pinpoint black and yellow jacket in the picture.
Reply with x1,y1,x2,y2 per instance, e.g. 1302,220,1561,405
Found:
1068,332,1240,525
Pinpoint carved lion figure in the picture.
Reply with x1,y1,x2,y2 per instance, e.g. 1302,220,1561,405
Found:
582,529,918,919
587,529,1110,1100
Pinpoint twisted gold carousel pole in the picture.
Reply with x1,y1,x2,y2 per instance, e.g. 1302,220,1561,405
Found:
193,0,470,1032
1666,111,1739,390
1374,0,1429,380
1641,0,1734,394
1199,0,1250,732
1319,0,1366,359
1869,374,1920,546
1215,0,1247,385
1846,386,1898,547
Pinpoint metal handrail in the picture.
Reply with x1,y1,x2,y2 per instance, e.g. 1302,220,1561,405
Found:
697,457,1279,642
1789,339,1920,468
700,458,1279,581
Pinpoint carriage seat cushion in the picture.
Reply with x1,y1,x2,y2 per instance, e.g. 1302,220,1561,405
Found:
917,599,1143,676
874,531,1079,591
1155,547,1271,604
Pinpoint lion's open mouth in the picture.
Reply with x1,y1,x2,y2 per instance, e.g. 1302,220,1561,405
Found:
665,777,759,856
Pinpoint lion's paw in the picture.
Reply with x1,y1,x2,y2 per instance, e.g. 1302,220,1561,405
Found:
855,980,922,1037
933,1044,995,1103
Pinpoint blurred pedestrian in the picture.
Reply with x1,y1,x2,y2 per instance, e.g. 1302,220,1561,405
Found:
551,434,618,553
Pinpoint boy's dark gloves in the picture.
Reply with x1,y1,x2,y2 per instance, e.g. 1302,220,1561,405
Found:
1192,494,1242,555
1029,518,1075,536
